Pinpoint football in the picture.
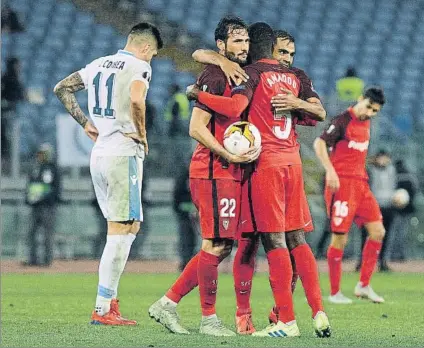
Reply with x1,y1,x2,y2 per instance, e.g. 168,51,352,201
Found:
392,188,410,208
223,121,261,156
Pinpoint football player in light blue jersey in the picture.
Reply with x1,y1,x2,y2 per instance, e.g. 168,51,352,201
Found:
54,22,163,325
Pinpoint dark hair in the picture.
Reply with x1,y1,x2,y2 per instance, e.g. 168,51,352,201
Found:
214,15,247,42
247,22,275,61
364,86,385,105
129,22,163,49
346,66,357,77
274,29,295,43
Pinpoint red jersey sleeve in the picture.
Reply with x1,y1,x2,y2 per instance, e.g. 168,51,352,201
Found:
194,65,227,113
293,67,320,101
230,65,261,101
320,113,350,147
293,111,318,127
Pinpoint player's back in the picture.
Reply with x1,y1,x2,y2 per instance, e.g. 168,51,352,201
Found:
239,59,304,166
80,50,152,156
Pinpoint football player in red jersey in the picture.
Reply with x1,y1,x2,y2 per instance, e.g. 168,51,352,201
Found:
187,22,331,338
191,28,327,334
148,16,260,337
314,86,386,304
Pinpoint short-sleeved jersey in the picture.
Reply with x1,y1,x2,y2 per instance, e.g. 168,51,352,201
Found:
232,59,317,167
78,50,152,156
320,107,370,180
190,65,242,181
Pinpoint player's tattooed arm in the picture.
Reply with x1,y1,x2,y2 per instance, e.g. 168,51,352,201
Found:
54,72,88,127
192,49,248,85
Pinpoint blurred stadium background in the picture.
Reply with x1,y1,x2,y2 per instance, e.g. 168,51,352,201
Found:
2,0,424,265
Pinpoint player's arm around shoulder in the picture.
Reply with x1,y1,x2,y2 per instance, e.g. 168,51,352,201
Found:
53,71,98,142
271,67,326,122
192,49,248,86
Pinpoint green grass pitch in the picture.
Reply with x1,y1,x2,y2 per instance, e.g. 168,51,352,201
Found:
2,272,424,347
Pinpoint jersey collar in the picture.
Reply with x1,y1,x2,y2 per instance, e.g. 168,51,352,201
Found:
117,49,134,56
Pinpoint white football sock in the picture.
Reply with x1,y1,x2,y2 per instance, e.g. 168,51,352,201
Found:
95,235,126,315
159,295,178,308
112,233,136,298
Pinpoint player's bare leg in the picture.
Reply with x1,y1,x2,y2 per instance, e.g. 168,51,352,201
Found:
91,221,139,325
355,221,385,303
233,234,259,334
253,233,300,338
198,238,236,337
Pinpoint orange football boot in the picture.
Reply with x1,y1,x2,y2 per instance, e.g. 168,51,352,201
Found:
235,313,256,335
90,299,137,325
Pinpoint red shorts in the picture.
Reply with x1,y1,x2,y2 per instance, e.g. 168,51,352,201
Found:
239,164,313,234
324,177,382,233
190,178,241,239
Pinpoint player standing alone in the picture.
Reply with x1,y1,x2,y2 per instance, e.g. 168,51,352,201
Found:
314,86,386,304
54,23,163,324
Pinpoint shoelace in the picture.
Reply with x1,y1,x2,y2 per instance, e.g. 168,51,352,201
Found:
208,318,229,331
263,322,277,331
163,307,181,324
367,287,379,298
238,315,253,331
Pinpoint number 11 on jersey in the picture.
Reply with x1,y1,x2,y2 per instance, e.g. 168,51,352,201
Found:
92,72,116,119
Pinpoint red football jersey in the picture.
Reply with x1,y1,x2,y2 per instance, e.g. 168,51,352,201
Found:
232,59,318,167
190,65,242,180
320,107,370,180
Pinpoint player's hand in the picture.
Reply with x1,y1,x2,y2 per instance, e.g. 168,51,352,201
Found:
271,88,302,111
228,145,262,164
84,121,99,142
219,59,249,86
123,132,149,155
186,84,201,100
326,168,340,192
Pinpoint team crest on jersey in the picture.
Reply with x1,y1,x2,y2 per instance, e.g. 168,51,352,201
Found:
222,219,229,230
333,217,343,226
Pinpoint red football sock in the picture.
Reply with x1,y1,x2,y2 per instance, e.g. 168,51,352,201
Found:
267,248,295,323
290,253,299,293
233,238,259,316
291,244,324,317
166,253,200,303
198,250,220,316
327,246,344,296
360,239,382,287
